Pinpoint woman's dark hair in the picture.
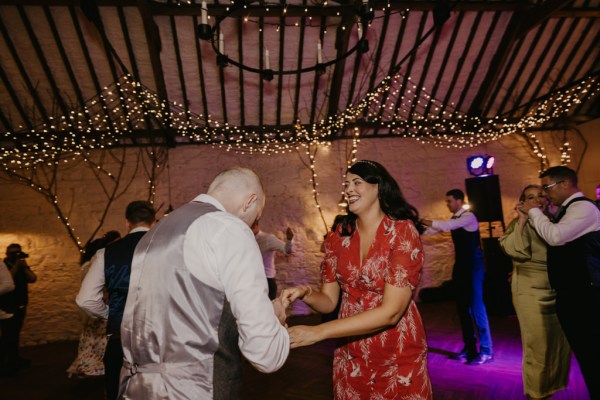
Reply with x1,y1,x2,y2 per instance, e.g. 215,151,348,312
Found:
336,160,425,236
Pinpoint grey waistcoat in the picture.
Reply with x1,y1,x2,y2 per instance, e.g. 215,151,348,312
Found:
119,201,242,400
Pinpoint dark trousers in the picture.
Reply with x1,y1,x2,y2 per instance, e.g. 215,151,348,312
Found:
0,306,26,372
555,288,600,399
267,278,277,300
453,259,493,355
104,335,124,400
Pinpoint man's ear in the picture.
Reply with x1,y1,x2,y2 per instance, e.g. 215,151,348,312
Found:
243,193,258,212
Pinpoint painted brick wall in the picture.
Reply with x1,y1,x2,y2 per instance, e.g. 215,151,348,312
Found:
0,123,598,346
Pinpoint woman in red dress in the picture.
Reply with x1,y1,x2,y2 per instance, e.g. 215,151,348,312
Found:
281,160,432,399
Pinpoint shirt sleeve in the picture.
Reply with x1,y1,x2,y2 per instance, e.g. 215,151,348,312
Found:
529,201,600,246
498,218,532,262
385,220,424,290
431,212,478,232
263,233,292,255
76,250,109,319
320,230,340,283
0,262,15,296
210,219,290,373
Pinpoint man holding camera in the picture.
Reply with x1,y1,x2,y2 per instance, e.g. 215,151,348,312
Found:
0,243,37,375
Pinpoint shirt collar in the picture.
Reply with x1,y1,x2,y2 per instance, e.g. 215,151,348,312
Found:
129,226,150,234
453,208,467,218
192,193,226,212
561,191,585,207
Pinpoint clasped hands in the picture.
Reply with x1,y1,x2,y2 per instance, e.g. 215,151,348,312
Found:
272,285,320,349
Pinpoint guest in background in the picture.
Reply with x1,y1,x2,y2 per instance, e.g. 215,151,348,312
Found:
76,202,155,400
422,189,493,365
0,259,15,375
67,230,121,378
519,166,600,399
499,185,570,399
0,243,37,375
251,221,294,299
280,160,432,399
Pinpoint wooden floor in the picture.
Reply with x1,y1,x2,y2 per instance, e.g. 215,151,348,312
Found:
1,301,589,400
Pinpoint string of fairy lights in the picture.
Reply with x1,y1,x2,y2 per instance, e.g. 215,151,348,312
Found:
1,71,596,171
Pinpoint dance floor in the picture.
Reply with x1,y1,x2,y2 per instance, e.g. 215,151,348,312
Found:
1,301,589,400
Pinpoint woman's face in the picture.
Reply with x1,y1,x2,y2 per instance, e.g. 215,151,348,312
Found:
344,172,380,215
522,187,547,212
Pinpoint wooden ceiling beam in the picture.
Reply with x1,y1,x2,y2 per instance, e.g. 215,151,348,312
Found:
135,0,176,147
468,0,573,116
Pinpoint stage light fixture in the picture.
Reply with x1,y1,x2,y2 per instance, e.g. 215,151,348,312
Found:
467,155,495,177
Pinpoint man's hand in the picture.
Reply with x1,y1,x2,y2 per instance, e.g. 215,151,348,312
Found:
271,298,288,326
286,227,294,241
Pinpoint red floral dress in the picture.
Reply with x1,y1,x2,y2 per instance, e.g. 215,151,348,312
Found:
321,216,432,400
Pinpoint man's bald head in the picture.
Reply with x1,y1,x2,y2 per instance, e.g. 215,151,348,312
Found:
208,168,265,227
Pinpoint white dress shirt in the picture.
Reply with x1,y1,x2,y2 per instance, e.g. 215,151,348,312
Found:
0,261,15,296
177,194,290,371
430,208,479,233
76,226,150,319
528,192,600,246
255,231,293,278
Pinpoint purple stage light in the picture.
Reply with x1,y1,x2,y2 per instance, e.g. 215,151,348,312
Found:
486,156,495,170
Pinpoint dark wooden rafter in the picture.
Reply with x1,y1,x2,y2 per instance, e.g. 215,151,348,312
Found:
481,32,526,116
0,65,34,130
0,106,12,133
238,17,246,127
511,18,566,112
496,21,549,115
136,0,176,146
191,14,210,123
117,5,146,140
0,13,51,125
276,13,285,127
469,0,574,116
309,17,328,126
169,14,191,121
443,9,483,115
43,5,85,107
361,8,390,121
526,17,576,105
393,11,428,136
17,5,70,117
326,11,354,117
372,11,408,136
68,5,118,133
259,14,265,127
292,14,307,123
407,14,444,120
422,11,464,118
454,11,500,113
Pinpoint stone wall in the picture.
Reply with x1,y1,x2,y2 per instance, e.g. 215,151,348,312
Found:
0,120,598,346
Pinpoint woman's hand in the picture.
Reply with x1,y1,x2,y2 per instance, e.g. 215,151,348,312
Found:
279,285,311,308
287,325,322,349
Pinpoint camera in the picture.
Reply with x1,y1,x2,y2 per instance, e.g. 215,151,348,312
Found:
15,251,29,259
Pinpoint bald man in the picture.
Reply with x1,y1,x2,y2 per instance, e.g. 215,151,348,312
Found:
119,168,290,399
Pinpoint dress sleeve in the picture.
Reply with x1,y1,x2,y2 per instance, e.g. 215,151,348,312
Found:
385,220,424,290
498,218,532,262
320,230,340,283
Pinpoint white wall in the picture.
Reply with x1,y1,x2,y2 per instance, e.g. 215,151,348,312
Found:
0,121,598,346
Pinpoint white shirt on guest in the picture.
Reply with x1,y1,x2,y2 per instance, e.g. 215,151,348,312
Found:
181,194,289,371
0,261,15,296
76,226,150,319
255,231,293,278
528,192,600,246
429,208,479,233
